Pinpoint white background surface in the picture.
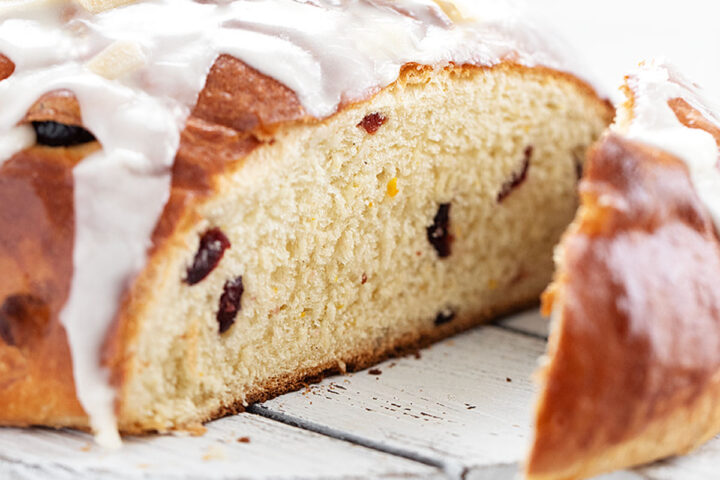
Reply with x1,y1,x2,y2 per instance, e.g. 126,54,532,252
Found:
456,0,720,102
531,0,720,100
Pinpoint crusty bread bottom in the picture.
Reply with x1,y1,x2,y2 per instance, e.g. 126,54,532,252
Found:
110,65,610,433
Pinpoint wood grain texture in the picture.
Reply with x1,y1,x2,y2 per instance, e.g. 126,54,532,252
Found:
0,413,441,480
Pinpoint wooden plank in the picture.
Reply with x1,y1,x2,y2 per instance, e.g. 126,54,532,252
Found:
256,326,546,477
0,413,441,480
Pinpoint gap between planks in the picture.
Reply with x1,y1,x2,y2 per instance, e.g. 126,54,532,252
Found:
249,404,449,471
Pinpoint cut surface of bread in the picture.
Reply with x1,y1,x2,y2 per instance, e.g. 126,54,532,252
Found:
0,61,611,433
527,65,720,480
119,63,611,432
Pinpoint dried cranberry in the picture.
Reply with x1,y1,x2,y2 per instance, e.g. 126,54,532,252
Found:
497,146,533,202
427,203,453,258
357,113,387,135
185,228,231,285
32,121,95,147
574,152,584,180
217,276,244,334
434,309,456,326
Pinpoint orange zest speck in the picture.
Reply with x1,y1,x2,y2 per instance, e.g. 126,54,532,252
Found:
387,177,399,197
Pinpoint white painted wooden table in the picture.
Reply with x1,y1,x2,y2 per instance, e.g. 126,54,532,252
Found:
1,310,718,479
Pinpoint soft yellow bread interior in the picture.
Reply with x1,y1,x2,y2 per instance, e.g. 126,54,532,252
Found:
118,65,611,431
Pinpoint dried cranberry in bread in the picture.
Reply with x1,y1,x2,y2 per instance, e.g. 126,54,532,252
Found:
528,63,720,480
0,0,612,444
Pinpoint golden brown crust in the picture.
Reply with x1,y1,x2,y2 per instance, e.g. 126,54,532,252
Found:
0,145,100,427
191,54,308,136
527,133,720,480
0,52,611,433
24,90,85,126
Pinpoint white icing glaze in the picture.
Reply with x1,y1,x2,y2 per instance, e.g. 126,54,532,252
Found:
0,125,35,166
0,0,591,446
623,62,720,227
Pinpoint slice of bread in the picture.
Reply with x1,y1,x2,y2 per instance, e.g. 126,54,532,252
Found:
0,1,612,442
0,58,611,434
528,63,720,480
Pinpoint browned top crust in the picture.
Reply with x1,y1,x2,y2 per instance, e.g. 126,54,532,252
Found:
191,54,307,135
528,131,720,479
0,145,98,425
25,90,84,126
